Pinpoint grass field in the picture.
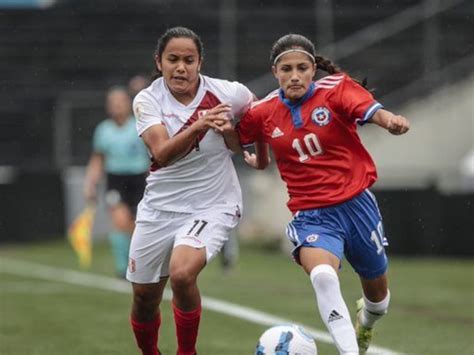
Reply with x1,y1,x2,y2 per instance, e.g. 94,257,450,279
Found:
0,238,473,354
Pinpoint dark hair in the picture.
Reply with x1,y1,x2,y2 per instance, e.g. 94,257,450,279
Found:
151,26,204,80
270,34,341,75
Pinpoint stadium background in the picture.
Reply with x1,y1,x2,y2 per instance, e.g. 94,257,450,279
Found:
0,0,473,354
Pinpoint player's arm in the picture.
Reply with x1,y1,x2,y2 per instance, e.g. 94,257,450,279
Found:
83,152,104,202
215,121,270,169
141,104,231,167
222,127,243,153
368,108,410,135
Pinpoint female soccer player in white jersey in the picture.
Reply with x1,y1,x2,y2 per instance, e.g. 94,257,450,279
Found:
236,34,410,354
127,27,254,355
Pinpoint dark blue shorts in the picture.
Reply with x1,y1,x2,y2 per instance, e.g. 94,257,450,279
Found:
286,189,388,279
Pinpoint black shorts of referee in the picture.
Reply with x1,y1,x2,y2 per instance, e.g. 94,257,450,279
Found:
105,173,147,215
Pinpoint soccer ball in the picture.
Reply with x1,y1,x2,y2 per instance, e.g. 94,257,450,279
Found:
255,324,317,355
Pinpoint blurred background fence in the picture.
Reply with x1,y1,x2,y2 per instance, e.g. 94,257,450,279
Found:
0,0,472,255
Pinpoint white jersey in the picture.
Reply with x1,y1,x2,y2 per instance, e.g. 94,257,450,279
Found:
133,74,254,215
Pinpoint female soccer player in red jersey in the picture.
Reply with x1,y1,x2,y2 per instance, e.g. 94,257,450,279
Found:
236,34,409,354
127,27,254,355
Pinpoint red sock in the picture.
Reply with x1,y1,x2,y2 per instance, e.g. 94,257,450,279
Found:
173,302,202,355
130,314,161,355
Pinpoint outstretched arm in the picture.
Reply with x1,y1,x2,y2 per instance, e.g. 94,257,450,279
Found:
369,109,410,135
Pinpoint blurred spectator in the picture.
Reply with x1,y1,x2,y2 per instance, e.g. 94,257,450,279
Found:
83,86,149,278
128,74,151,98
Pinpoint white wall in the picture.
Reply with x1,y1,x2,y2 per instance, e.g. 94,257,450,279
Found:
360,75,474,191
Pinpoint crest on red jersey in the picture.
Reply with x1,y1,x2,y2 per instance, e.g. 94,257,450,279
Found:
311,106,331,126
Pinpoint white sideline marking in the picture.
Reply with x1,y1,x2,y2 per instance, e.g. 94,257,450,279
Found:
0,281,76,294
0,258,401,354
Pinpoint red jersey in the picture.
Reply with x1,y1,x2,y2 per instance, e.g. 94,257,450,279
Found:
237,73,382,213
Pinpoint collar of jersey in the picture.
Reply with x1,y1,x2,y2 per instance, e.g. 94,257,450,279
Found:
279,82,316,128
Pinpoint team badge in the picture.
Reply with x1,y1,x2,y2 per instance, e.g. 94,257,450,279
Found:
311,107,331,126
306,234,319,243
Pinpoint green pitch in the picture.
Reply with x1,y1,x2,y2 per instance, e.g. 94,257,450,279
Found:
0,239,473,354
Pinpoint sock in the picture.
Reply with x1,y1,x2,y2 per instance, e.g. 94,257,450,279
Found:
130,314,161,355
108,231,131,276
360,289,391,328
173,302,201,355
310,264,359,354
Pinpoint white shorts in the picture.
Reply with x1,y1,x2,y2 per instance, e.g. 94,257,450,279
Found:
126,200,240,284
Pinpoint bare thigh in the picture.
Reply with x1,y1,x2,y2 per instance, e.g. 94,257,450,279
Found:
299,247,341,275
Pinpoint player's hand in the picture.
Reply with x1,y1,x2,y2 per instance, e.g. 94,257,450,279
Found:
244,151,271,169
387,115,410,135
196,103,231,132
214,118,234,134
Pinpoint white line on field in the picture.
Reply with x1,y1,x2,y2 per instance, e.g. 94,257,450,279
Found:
0,258,402,354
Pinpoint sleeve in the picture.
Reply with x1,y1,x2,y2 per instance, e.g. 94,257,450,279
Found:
92,123,106,154
133,92,163,136
329,75,383,125
236,108,262,147
229,82,255,120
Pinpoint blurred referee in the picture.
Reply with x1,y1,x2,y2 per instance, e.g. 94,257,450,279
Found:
83,86,149,278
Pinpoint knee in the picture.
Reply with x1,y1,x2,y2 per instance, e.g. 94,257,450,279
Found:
169,267,197,292
133,288,159,313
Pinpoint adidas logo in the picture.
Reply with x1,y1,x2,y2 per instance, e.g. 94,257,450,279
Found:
328,310,343,323
271,126,284,138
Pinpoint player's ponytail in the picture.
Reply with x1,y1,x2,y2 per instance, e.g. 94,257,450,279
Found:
314,55,341,75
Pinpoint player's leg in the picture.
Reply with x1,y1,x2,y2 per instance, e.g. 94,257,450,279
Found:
169,246,206,355
131,280,168,355
108,202,134,278
344,189,390,354
108,173,145,277
356,274,390,354
170,210,239,355
127,203,176,355
299,247,359,355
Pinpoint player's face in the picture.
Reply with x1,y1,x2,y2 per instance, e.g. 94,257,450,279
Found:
156,37,202,101
272,52,316,101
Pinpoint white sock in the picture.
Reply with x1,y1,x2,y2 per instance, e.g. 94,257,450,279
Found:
310,264,359,354
360,290,390,328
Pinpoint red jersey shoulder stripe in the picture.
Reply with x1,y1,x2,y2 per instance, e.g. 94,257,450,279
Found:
315,74,345,91
250,89,279,108
317,73,345,83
